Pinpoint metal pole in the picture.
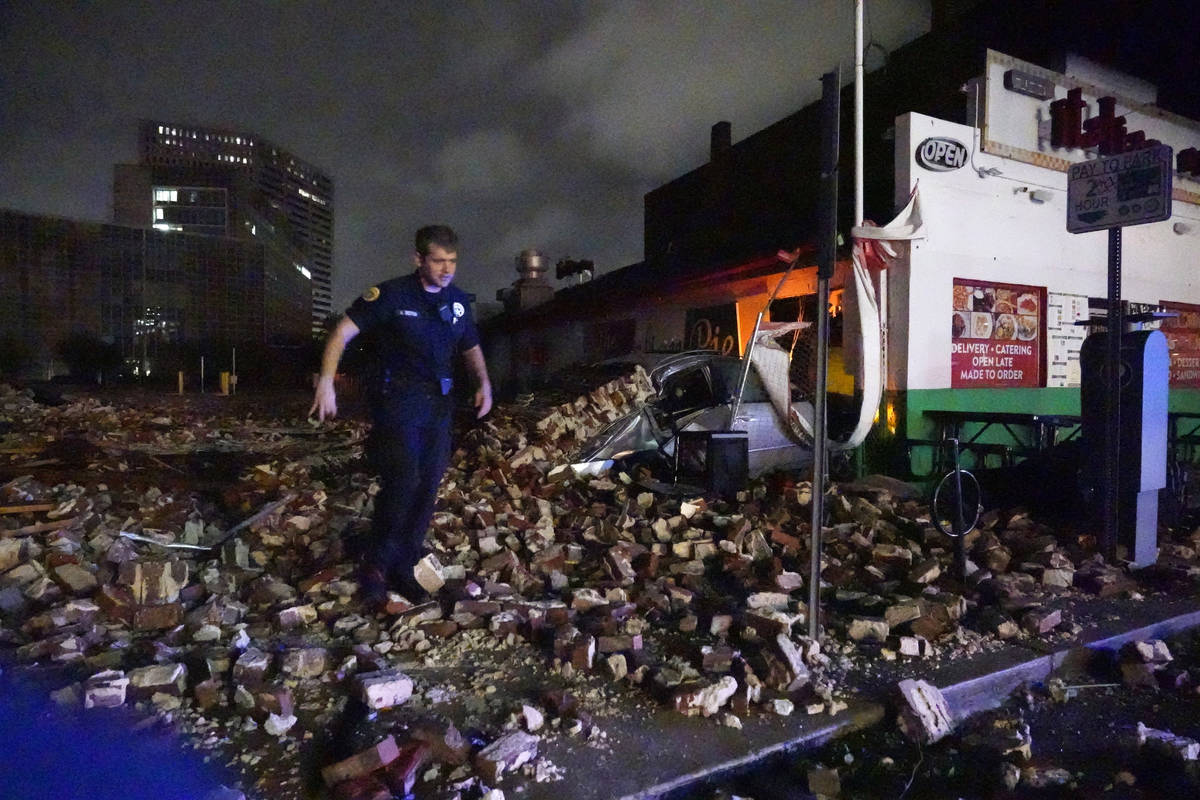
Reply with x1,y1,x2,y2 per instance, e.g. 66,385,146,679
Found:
854,0,864,228
809,67,840,641
951,437,967,580
1102,227,1122,561
853,0,868,480
809,275,831,640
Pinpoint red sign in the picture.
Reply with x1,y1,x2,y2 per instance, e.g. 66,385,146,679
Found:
951,279,1044,388
1159,301,1200,388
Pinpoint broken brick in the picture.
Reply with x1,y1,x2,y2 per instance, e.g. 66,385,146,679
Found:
331,775,391,800
119,559,188,605
232,647,271,688
321,735,401,787
381,742,431,796
130,601,182,631
411,721,470,765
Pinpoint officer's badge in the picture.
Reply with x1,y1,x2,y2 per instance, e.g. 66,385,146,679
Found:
453,302,465,318
362,286,381,302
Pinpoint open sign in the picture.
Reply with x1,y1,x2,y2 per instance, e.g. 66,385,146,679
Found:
916,137,968,172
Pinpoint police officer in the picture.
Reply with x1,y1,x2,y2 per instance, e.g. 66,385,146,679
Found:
310,224,492,602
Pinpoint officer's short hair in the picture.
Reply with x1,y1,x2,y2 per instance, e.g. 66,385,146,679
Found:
415,225,458,257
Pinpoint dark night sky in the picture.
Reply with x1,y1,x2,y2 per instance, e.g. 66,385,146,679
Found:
0,0,932,311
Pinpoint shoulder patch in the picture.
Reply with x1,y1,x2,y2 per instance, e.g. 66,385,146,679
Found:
362,286,381,302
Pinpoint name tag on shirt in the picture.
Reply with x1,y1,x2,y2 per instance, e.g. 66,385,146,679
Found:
396,309,418,317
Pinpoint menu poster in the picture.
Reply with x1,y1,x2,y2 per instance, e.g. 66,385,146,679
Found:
951,279,1044,388
1159,300,1200,388
1046,292,1089,387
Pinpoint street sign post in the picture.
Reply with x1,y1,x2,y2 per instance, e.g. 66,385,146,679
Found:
1067,143,1173,562
1067,144,1173,234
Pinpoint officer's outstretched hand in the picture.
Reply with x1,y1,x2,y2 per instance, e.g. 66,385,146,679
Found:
310,377,338,421
474,383,493,419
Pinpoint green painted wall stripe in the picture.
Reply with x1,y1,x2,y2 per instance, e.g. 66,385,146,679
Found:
893,387,1200,480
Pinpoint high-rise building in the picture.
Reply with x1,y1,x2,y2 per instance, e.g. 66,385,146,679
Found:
127,121,334,336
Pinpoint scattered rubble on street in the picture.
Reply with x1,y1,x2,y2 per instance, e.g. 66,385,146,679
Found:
4,378,1200,798
749,628,1200,799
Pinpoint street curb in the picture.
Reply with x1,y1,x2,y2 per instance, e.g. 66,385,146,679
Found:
622,701,885,800
941,607,1200,721
527,604,1200,799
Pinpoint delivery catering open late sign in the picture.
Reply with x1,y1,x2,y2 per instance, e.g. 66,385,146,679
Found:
951,279,1044,388
1160,301,1200,388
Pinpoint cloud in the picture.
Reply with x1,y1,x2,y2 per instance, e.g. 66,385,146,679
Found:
433,128,535,199
484,204,581,266
530,0,930,178
0,0,932,312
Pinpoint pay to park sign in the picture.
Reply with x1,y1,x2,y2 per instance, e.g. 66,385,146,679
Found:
951,278,1044,388
1066,144,1173,234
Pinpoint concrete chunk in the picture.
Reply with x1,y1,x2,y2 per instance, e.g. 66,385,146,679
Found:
84,670,129,709
52,563,98,595
847,616,890,643
356,669,413,710
277,603,318,629
474,731,540,784
0,539,28,572
1137,722,1199,761
897,678,954,744
899,635,931,657
281,647,328,679
413,554,446,593
128,663,187,698
673,675,737,717
746,591,791,611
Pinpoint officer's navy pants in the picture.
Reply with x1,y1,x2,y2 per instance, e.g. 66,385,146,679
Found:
367,386,452,583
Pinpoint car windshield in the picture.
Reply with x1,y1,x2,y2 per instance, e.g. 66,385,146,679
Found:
707,357,770,404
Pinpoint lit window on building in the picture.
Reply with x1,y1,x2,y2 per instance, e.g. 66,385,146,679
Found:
154,207,164,221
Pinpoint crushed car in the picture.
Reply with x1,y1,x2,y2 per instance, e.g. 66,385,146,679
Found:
564,350,817,481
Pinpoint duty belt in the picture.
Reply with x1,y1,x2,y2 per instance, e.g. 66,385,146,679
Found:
379,369,453,396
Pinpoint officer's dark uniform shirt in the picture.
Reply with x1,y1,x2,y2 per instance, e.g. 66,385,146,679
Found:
345,272,479,401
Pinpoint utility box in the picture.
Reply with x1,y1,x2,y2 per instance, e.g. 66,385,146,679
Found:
1079,329,1169,566
675,430,749,500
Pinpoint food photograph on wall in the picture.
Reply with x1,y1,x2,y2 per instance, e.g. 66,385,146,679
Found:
951,278,1044,388
1160,300,1200,389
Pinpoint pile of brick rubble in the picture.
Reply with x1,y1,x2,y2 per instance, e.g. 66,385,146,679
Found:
3,377,1200,799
